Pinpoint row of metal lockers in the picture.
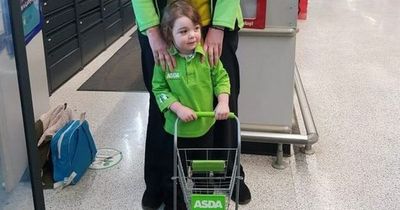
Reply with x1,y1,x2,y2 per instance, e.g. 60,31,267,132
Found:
42,0,135,93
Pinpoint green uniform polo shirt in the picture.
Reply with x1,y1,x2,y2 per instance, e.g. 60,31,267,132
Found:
152,45,230,137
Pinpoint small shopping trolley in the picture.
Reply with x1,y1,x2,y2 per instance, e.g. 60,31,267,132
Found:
172,112,242,210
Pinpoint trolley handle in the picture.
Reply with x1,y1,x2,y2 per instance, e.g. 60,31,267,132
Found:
196,111,236,119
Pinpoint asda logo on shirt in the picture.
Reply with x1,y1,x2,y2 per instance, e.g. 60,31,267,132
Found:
191,194,225,210
166,72,180,79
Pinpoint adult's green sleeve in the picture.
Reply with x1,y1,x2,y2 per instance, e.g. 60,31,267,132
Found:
131,0,160,32
212,0,243,29
152,66,179,112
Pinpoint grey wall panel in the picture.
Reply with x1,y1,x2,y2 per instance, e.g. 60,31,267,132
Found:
238,0,297,129
267,0,298,28
237,35,295,127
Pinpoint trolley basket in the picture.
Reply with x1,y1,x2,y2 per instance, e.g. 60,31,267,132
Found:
172,112,242,210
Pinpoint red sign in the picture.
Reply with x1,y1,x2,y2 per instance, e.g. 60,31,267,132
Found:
298,0,308,20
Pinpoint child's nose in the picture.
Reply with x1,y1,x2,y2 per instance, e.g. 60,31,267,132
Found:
189,30,195,38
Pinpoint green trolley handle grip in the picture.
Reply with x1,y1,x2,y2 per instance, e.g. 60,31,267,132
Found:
195,111,236,119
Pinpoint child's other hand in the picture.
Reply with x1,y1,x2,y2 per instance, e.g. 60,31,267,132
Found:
214,102,230,120
176,106,197,122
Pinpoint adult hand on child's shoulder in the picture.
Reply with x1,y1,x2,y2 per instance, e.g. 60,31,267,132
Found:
204,27,224,67
147,26,176,72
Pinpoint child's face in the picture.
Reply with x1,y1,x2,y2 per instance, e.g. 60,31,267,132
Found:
172,16,201,54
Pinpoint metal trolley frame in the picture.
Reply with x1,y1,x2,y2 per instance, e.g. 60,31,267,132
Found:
172,112,242,210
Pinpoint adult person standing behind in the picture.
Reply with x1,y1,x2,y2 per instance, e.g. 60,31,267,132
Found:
131,0,251,209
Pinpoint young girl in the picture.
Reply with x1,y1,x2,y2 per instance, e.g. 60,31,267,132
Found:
152,0,231,139
151,1,231,209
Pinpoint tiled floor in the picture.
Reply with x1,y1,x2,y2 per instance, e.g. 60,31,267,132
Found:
4,0,400,209
44,26,149,209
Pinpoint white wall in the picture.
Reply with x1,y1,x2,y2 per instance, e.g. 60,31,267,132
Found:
26,31,49,119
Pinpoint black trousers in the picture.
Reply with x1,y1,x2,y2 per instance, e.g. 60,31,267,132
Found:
138,32,167,196
137,27,245,202
206,27,245,179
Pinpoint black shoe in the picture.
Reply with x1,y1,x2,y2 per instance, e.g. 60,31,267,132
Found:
142,189,163,210
231,181,251,205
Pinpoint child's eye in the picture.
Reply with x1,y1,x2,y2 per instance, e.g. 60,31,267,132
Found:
195,26,200,31
179,30,187,34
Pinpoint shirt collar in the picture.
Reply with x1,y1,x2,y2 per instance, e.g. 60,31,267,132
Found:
168,44,205,58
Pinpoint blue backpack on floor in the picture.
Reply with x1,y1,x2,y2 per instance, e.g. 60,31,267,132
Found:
51,115,97,187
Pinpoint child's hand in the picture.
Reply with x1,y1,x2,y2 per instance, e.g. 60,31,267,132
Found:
170,102,197,122
214,102,230,120
176,106,197,122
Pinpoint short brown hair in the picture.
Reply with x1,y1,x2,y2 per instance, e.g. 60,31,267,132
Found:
161,0,201,46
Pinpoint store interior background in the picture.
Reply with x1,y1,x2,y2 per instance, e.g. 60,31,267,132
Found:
2,0,400,209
